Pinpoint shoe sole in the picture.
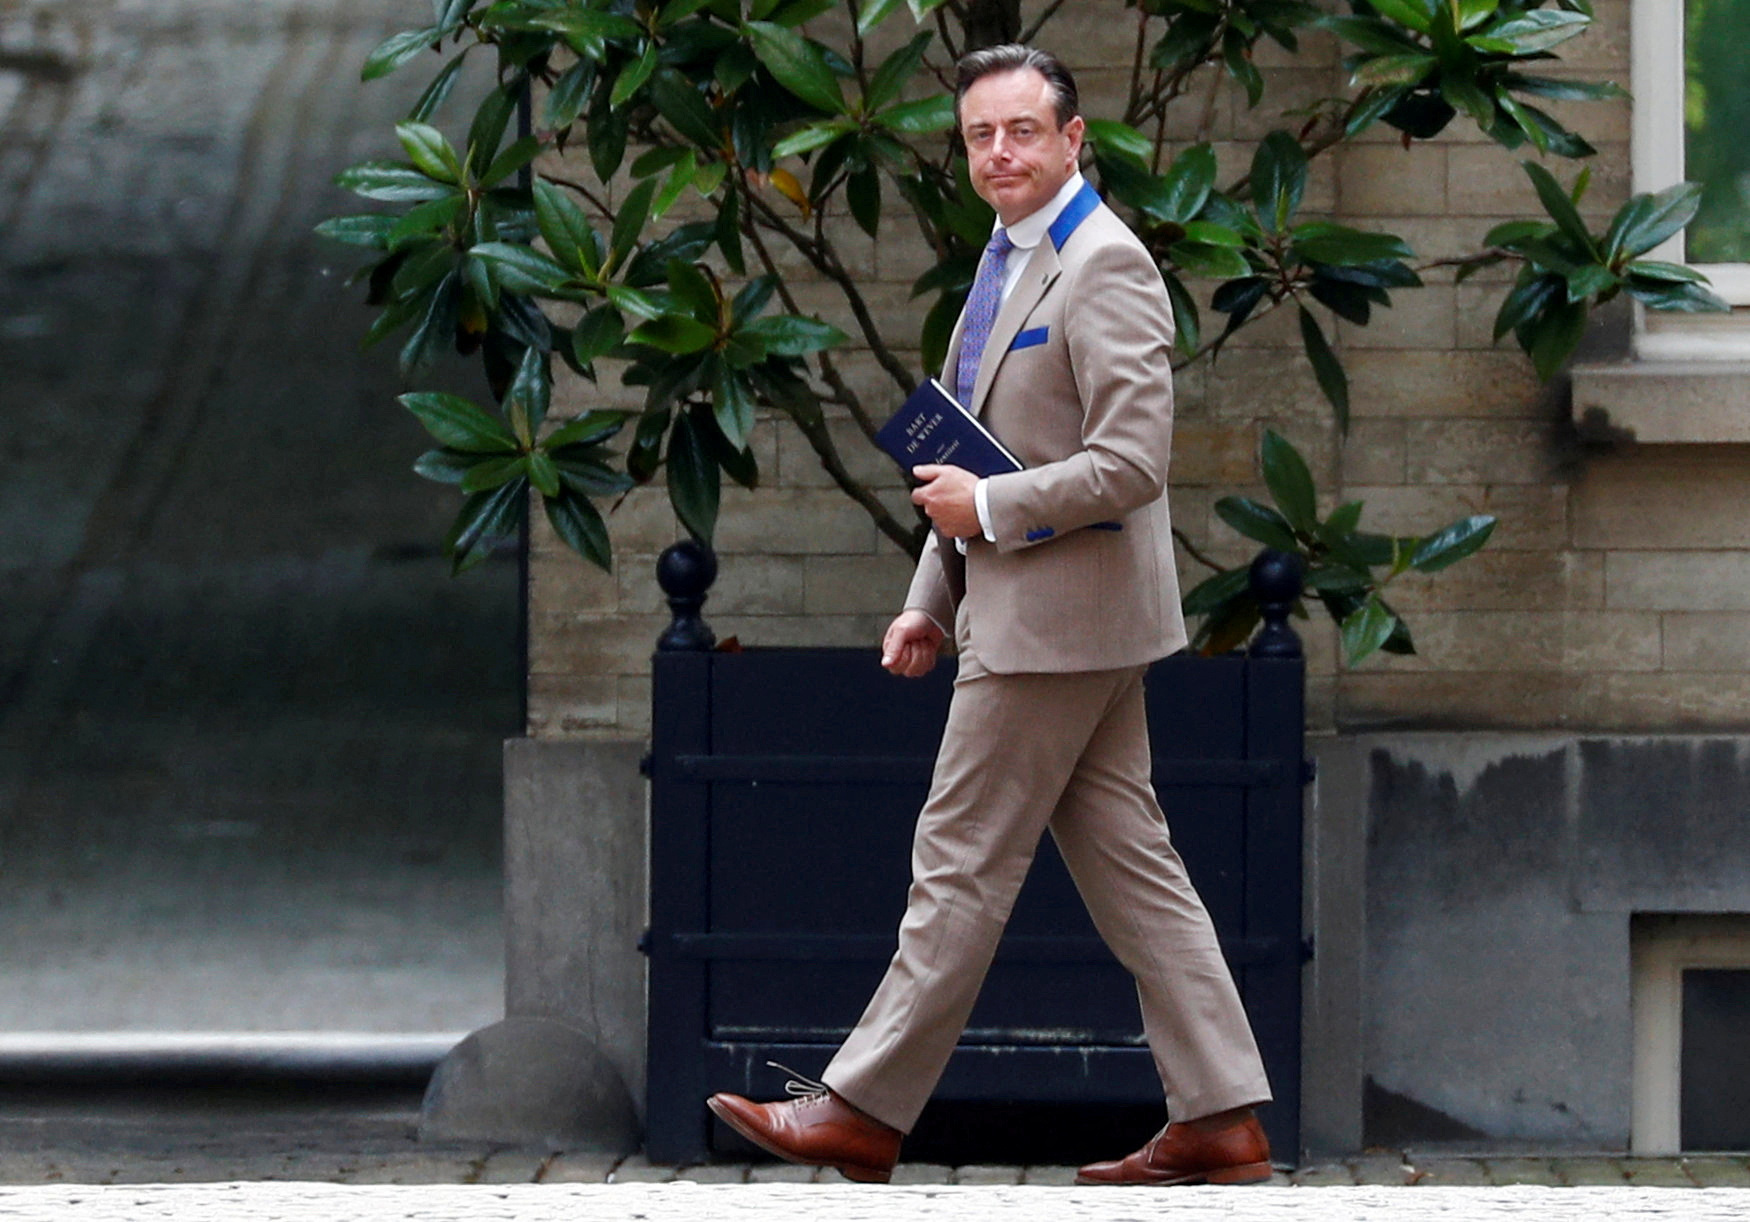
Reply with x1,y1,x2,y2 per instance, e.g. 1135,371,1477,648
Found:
705,1096,893,1185
1074,1161,1275,1187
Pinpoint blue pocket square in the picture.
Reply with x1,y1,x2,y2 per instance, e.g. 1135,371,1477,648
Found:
1010,326,1049,351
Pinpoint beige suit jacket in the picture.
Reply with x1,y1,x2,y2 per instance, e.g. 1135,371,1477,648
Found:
904,183,1187,674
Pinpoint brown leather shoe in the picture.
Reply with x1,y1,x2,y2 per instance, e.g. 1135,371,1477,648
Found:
707,1089,901,1184
1075,1107,1272,1186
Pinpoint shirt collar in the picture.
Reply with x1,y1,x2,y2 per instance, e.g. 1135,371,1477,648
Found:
1000,171,1089,252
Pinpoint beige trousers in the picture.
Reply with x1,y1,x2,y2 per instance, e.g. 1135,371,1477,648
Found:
820,637,1272,1134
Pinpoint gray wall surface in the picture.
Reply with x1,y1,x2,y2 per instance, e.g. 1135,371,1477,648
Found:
0,0,517,1032
1308,733,1750,1152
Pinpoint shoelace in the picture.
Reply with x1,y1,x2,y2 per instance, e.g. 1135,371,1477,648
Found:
766,1060,831,1103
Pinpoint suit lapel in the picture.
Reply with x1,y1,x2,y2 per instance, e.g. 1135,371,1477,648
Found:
970,238,1062,415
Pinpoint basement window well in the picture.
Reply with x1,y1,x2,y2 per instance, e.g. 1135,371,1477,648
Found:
1632,914,1750,1153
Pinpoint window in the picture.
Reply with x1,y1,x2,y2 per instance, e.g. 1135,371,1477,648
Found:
1632,0,1750,357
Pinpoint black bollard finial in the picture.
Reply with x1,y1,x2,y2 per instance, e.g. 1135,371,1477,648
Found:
1247,548,1305,660
656,540,718,652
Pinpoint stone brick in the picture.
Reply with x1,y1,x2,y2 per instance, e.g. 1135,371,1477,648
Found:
746,1162,821,1183
1341,419,1405,485
1172,420,1258,484
1388,550,1606,614
1345,351,1547,419
539,1152,616,1183
1291,1162,1355,1185
1607,552,1750,611
532,548,621,616
1623,1158,1697,1187
713,488,878,555
776,415,905,492
1337,669,1587,730
1339,144,1449,217
803,553,916,615
617,673,653,735
1573,451,1750,549
1334,286,1457,350
1020,1164,1079,1185
1414,1158,1493,1185
1585,672,1750,730
1681,1156,1750,1187
710,613,886,649
700,554,806,616
530,612,669,677
473,1149,547,1184
953,1164,1022,1185
526,673,621,738
888,1163,953,1184
673,1163,748,1183
1661,613,1750,671
1445,145,1547,217
1344,483,1570,551
1482,1157,1565,1186
1205,349,1330,421
1402,419,1566,486
1364,610,1659,674
608,1155,676,1183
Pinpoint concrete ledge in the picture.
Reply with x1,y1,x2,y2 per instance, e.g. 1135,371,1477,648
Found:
1572,361,1750,442
0,1033,461,1084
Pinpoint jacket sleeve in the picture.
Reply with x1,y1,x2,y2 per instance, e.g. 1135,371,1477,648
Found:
982,239,1175,553
902,530,956,633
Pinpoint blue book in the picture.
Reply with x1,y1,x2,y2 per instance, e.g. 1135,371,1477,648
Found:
875,378,1023,479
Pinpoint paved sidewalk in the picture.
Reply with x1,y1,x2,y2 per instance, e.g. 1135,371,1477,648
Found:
4,1183,1750,1221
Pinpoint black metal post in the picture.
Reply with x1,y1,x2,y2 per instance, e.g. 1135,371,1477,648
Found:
656,540,718,652
1247,548,1306,660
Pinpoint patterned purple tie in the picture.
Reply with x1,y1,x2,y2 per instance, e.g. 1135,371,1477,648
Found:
955,228,1015,402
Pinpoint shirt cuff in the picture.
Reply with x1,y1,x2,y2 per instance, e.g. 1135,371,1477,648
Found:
974,478,996,543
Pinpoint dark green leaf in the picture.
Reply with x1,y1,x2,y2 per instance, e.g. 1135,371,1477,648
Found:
1492,272,1561,340
1341,595,1397,665
533,179,600,277
1297,307,1350,432
773,121,852,159
667,410,721,541
1215,496,1300,551
857,0,907,34
364,26,441,81
1520,296,1588,380
865,30,932,113
1250,131,1308,233
611,41,659,109
316,214,398,249
742,314,847,355
628,408,672,483
1163,272,1201,360
1260,428,1318,533
608,177,659,275
412,448,477,485
480,135,543,188
1410,514,1496,572
544,58,594,129
470,241,572,292
545,490,613,570
846,164,880,238
649,69,723,149
397,122,460,183
445,479,526,574
1318,14,1425,54
876,95,955,134
461,453,528,493
716,186,745,275
712,361,756,449
1181,565,1251,617
526,449,562,497
746,21,846,114
466,84,518,181
545,410,628,450
1084,119,1153,164
409,52,469,123
1293,224,1413,265
1364,0,1435,34
629,314,718,353
388,194,466,248
1606,181,1704,261
1171,240,1252,279
507,344,550,437
400,391,519,452
335,161,454,202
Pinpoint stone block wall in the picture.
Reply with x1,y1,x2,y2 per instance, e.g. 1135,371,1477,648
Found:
528,0,1750,742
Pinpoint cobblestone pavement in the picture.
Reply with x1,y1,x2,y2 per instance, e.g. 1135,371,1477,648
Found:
3,1183,1750,1221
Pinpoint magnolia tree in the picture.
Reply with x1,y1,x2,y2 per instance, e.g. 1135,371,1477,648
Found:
322,0,1723,663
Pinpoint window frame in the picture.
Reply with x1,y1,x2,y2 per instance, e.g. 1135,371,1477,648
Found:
1632,0,1750,319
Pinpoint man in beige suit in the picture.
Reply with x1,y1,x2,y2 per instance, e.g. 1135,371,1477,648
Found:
709,44,1273,1186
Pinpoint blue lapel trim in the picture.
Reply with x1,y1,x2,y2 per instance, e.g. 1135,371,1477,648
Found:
1048,180,1101,251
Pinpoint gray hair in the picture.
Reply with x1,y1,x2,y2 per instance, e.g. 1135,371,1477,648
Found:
953,44,1080,129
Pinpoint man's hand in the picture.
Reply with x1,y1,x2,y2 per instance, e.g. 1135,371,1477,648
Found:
911,464,980,539
881,610,945,678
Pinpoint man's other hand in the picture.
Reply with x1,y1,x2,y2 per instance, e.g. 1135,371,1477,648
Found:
881,610,945,678
911,464,980,538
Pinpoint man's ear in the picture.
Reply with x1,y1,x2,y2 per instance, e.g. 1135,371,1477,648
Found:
1063,114,1085,162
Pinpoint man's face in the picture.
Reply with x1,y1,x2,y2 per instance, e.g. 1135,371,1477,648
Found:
958,67,1084,227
